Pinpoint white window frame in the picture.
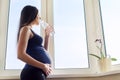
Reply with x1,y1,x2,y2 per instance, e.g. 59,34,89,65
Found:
1,0,120,79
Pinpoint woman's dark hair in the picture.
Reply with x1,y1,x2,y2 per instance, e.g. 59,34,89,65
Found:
17,5,38,42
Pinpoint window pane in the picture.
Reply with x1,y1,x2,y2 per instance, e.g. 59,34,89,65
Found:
53,0,89,68
5,0,41,69
100,0,120,65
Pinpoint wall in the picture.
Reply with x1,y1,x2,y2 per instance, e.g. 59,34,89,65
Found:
0,73,120,80
47,73,120,80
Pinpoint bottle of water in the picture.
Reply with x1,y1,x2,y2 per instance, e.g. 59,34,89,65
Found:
40,20,54,36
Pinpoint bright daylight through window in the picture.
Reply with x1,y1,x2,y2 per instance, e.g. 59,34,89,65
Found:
5,0,41,69
5,0,89,69
100,0,120,65
53,0,89,69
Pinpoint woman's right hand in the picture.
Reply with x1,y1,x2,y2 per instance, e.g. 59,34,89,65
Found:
45,26,54,37
42,64,52,76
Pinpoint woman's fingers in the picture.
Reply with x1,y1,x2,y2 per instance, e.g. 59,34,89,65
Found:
43,64,52,76
45,26,54,36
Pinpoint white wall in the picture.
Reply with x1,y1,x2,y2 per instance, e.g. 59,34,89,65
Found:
47,73,120,80
0,73,120,80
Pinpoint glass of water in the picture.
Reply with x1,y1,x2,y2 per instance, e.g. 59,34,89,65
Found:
40,20,55,36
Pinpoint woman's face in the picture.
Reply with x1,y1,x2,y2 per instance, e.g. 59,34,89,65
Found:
34,14,41,25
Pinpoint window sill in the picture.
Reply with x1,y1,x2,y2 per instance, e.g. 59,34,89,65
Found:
49,70,120,78
1,70,120,79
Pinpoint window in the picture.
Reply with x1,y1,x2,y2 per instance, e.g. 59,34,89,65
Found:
5,0,41,69
6,0,88,70
53,0,89,69
100,0,120,65
2,0,118,78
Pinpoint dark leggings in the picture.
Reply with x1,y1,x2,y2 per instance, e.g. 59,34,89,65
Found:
20,65,46,80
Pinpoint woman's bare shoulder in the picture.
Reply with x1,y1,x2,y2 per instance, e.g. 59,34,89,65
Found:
20,26,31,34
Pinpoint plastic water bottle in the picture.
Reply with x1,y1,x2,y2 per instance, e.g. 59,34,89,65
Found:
40,20,54,36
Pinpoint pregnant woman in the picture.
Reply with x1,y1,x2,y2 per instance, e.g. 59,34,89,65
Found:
17,5,52,80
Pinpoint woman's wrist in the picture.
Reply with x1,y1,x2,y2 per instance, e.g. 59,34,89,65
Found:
45,33,50,38
39,62,45,69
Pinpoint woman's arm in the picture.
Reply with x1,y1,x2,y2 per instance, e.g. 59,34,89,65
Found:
17,27,51,75
44,26,52,50
44,35,50,50
17,27,44,68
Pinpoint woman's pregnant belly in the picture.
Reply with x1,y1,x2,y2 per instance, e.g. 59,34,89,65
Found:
27,47,51,64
